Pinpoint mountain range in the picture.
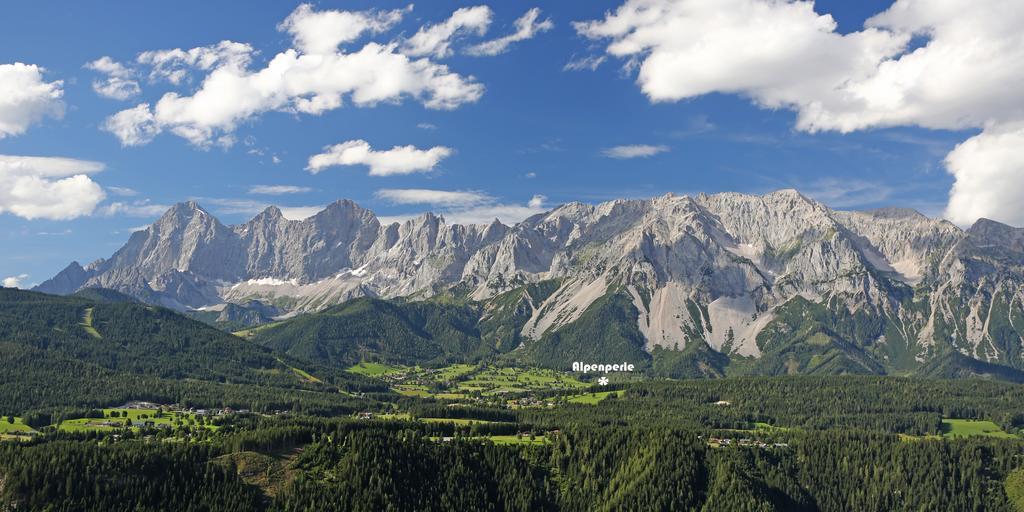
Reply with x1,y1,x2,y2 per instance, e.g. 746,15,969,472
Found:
35,190,1024,376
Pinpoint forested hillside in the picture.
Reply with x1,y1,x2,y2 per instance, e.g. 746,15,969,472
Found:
2,418,1022,511
4,288,1024,511
0,288,387,421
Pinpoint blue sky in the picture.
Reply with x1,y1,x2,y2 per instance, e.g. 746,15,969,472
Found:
1,0,1019,287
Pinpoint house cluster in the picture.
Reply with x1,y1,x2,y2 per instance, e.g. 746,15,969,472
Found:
506,397,555,409
705,436,789,449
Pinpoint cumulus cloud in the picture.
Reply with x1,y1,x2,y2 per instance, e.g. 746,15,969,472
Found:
279,3,408,55
375,188,547,225
307,139,452,176
574,0,906,116
3,274,29,289
0,63,64,139
0,155,106,220
84,57,141,100
137,40,255,85
248,184,313,195
576,0,1024,226
102,103,161,146
403,6,493,58
467,8,553,56
944,123,1024,226
104,4,483,148
601,144,669,159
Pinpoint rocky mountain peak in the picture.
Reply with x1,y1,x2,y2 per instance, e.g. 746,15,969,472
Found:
968,218,1024,254
34,190,1024,376
259,205,284,219
862,207,927,220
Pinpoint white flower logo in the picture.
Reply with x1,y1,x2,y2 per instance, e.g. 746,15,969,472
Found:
598,376,609,386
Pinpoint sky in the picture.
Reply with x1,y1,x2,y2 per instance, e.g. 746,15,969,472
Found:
1,0,1021,288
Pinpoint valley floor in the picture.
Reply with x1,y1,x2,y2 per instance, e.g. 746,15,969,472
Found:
4,370,1024,511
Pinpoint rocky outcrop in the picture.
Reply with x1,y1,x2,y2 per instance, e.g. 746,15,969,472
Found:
36,190,1024,371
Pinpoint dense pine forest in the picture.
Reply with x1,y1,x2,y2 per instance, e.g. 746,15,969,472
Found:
3,287,1024,510
3,419,1024,511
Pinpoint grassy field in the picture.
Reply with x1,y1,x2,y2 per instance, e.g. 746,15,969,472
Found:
435,364,477,380
0,416,35,434
275,357,322,383
347,362,407,377
941,419,1017,439
484,435,550,445
420,417,508,426
232,321,280,339
394,385,432,397
80,307,101,339
1006,467,1024,512
453,366,587,396
753,422,793,432
0,417,38,440
360,363,589,399
57,408,216,433
566,390,621,404
432,435,551,445
375,413,412,421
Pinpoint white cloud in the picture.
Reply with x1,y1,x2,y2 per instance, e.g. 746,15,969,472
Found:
307,139,452,176
576,0,1024,226
85,57,140,100
100,199,171,217
563,54,606,71
601,144,669,159
944,123,1024,227
375,188,547,225
195,197,324,221
417,122,437,130
3,274,29,289
0,155,106,220
467,8,553,56
375,188,491,206
802,178,893,209
279,3,408,55
376,214,416,225
575,0,906,114
248,184,313,195
137,40,255,85
279,206,325,220
102,103,161,146
105,5,483,147
443,200,547,225
402,5,493,58
107,186,138,197
0,63,64,139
